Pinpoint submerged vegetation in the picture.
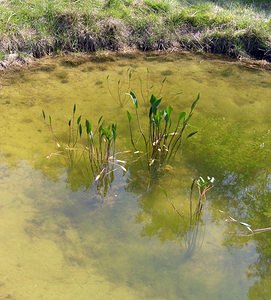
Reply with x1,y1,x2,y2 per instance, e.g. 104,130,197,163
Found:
0,0,270,68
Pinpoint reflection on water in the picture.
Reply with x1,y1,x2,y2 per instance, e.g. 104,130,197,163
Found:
0,53,270,299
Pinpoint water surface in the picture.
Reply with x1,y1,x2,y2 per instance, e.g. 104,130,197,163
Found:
0,53,270,299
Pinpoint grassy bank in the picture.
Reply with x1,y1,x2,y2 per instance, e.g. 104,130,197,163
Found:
0,0,270,67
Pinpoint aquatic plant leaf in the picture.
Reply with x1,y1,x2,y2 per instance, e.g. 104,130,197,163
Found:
164,106,173,123
198,176,205,187
42,110,46,120
156,111,163,126
98,116,103,125
77,115,82,125
85,119,91,134
127,111,132,122
167,105,173,115
149,95,162,118
119,165,127,172
150,94,157,105
68,119,71,127
150,94,162,108
191,93,200,111
178,112,186,122
112,123,117,141
95,174,101,181
129,91,138,108
73,104,76,114
207,176,215,183
186,131,198,139
240,222,251,228
79,123,82,137
49,115,52,125
155,98,162,108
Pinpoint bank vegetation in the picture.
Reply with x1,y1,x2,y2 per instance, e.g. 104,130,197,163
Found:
0,0,270,67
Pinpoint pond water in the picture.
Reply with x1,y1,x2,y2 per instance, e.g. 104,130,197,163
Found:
0,52,270,300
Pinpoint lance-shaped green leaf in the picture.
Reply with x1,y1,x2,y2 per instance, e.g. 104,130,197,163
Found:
129,91,138,109
155,110,163,126
73,104,76,114
85,119,91,134
77,115,82,125
178,112,186,122
149,95,162,118
68,119,71,127
198,176,205,187
98,116,103,125
112,123,117,142
186,131,198,140
191,93,200,111
164,106,173,124
42,110,46,120
127,111,132,123
79,123,82,137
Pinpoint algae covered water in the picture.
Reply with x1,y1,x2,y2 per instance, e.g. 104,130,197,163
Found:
0,53,270,299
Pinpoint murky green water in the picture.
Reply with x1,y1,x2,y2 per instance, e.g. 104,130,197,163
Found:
0,53,270,300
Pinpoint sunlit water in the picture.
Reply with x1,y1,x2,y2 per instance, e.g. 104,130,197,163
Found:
0,53,270,299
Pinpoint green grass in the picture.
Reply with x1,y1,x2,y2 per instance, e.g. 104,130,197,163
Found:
0,0,270,63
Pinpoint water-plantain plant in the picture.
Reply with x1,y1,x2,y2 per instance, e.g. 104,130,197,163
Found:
185,176,214,254
42,105,125,196
189,176,215,224
127,91,200,171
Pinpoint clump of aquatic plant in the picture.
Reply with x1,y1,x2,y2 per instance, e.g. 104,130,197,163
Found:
189,176,215,222
162,176,214,254
168,176,214,227
185,176,214,254
42,105,125,196
84,117,119,182
42,104,86,166
127,91,200,171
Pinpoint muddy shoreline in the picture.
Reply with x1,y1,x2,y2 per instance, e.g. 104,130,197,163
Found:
0,48,270,75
